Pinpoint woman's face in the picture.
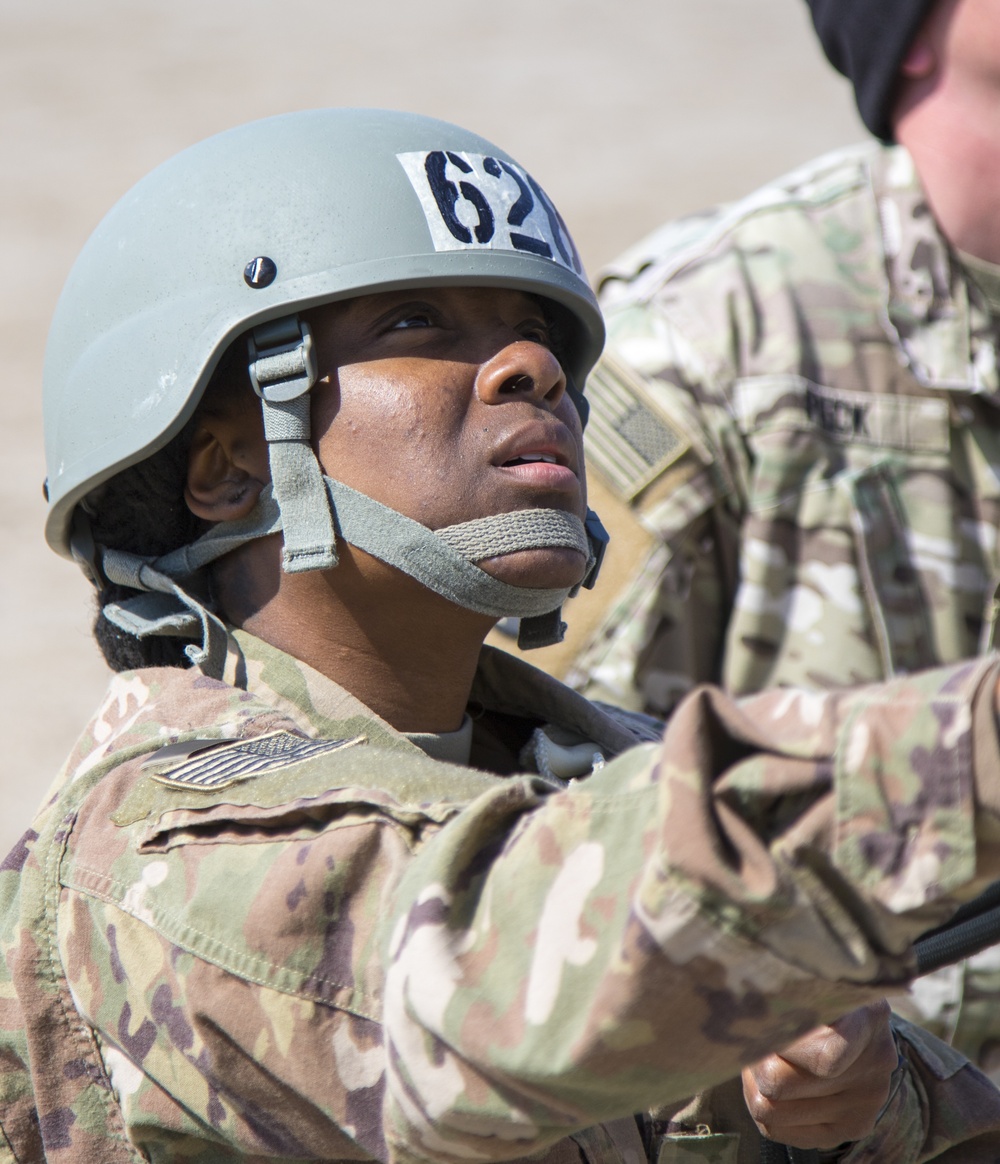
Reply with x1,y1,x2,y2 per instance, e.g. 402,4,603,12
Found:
305,285,589,590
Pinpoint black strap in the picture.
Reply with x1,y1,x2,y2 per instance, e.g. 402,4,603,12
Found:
915,879,1000,974
761,1141,820,1163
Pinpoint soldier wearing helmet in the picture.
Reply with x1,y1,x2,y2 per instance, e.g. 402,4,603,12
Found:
554,0,1000,1090
7,107,1000,1163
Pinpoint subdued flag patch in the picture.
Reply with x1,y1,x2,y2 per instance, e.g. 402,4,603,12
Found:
585,350,690,501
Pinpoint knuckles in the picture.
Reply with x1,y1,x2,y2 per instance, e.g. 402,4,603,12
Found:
747,1060,786,1102
741,999,898,1150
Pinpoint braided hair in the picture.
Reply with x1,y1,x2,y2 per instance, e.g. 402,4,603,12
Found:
89,338,249,672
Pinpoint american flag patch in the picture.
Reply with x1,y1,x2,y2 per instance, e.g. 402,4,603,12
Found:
151,731,365,791
585,350,689,502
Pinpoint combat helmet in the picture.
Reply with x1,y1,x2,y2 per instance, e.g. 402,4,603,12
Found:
42,109,608,675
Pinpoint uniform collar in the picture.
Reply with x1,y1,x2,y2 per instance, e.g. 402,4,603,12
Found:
873,144,999,394
223,628,639,767
404,715,474,766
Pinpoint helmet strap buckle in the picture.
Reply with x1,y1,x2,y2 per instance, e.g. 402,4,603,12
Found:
580,508,609,591
248,316,317,402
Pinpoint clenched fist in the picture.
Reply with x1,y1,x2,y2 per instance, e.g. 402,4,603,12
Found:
742,999,898,1151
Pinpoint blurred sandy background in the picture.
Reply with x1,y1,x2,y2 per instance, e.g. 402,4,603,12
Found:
0,0,862,855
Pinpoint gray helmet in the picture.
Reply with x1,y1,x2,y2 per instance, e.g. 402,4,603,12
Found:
42,108,608,671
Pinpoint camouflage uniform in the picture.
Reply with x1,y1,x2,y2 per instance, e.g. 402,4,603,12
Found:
566,141,1000,1072
4,628,1000,1162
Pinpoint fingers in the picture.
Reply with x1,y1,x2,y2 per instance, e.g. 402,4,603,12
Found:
741,1000,897,1150
740,1083,885,1150
768,999,894,1087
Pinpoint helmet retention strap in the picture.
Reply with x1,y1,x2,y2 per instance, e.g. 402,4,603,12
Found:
96,477,597,676
248,315,337,572
101,549,230,677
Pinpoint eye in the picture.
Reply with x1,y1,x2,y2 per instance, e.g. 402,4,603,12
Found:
519,318,554,347
388,308,436,331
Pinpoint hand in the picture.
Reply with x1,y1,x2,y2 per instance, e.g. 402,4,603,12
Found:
741,999,897,1151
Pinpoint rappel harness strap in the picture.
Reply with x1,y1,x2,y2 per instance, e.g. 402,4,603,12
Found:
913,879,1000,975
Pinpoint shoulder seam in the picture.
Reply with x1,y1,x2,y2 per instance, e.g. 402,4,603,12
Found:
601,142,878,299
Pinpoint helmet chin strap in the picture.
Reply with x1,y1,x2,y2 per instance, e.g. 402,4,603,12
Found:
97,313,609,677
100,481,605,676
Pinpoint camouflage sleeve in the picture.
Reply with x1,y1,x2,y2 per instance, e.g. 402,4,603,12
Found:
384,657,1000,1164
54,659,1000,1162
834,1017,1000,1163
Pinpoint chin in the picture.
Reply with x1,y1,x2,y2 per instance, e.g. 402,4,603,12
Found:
478,547,588,590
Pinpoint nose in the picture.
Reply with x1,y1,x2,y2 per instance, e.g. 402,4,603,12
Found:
474,340,567,410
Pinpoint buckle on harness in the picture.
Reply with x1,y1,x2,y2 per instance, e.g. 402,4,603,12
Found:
248,316,317,402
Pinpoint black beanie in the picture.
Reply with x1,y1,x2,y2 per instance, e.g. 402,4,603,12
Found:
805,0,938,142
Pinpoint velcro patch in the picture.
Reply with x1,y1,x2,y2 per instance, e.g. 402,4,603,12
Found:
733,375,951,453
151,731,365,791
804,384,949,452
585,350,691,501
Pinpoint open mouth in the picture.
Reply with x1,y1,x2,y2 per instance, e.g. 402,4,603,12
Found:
491,422,579,480
502,453,559,467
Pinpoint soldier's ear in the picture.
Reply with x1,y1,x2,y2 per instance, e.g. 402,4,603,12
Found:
900,36,936,80
899,0,954,83
185,409,269,523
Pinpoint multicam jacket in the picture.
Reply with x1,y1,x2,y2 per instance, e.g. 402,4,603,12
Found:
573,140,1000,711
3,630,1000,1162
565,142,1000,1073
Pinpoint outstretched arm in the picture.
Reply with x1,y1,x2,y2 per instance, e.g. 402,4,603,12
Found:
385,658,1000,1164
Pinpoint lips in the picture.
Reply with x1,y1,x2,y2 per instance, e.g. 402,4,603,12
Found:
489,424,582,502
491,422,579,476
503,451,559,467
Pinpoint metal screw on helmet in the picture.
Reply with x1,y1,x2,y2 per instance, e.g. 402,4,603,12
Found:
244,256,277,288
